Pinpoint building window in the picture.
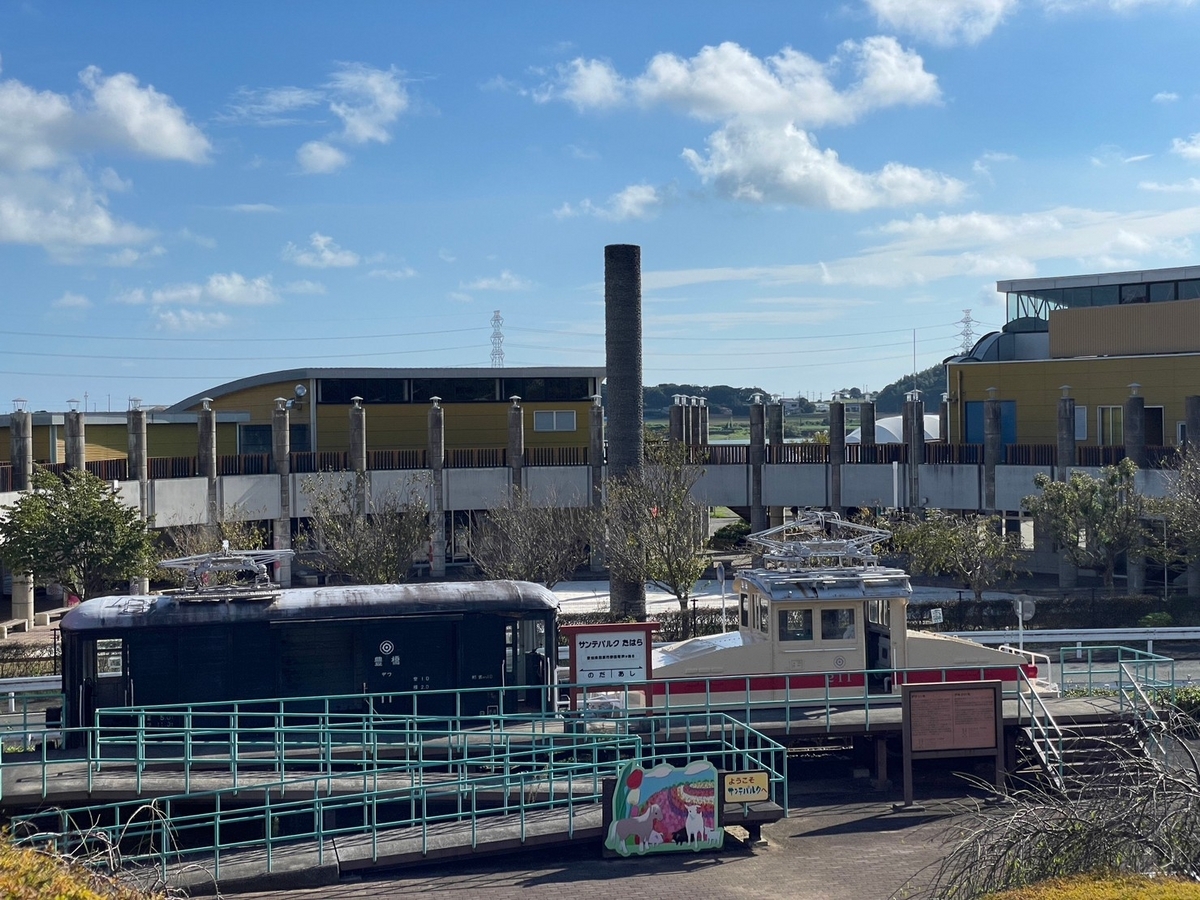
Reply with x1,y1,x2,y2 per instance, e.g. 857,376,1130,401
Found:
1149,282,1176,303
290,423,311,453
1180,280,1200,301
1074,406,1087,442
502,377,591,402
239,424,272,454
1179,422,1188,446
820,608,856,641
1120,284,1148,304
1098,406,1123,444
778,609,813,641
319,378,407,404
411,378,496,403
533,410,576,432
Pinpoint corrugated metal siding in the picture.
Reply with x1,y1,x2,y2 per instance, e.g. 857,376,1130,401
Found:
1051,298,1200,358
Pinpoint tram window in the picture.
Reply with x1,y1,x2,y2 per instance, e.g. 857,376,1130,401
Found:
868,600,881,625
778,609,813,642
821,609,856,641
96,639,124,676
739,593,749,628
757,599,770,634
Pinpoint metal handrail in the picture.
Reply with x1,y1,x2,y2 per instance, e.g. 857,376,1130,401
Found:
1013,667,1065,792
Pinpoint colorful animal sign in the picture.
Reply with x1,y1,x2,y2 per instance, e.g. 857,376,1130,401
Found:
604,760,723,856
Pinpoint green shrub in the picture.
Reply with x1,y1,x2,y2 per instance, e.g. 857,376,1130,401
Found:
1139,612,1174,628
709,519,750,550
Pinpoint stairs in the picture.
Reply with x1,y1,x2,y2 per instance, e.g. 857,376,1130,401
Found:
1018,717,1145,796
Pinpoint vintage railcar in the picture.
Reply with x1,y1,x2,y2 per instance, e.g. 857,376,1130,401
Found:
59,574,558,734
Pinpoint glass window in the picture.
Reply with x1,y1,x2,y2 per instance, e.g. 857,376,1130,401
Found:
239,424,272,455
289,423,311,453
739,593,749,628
318,378,408,404
821,608,856,641
533,410,577,432
411,378,496,403
1063,287,1092,308
1092,285,1119,306
1098,406,1123,445
1149,282,1176,303
757,599,770,633
502,377,591,402
1179,280,1200,301
778,609,813,641
1120,284,1147,304
96,639,124,676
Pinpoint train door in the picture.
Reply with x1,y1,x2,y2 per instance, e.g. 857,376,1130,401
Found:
76,637,131,732
503,617,549,713
458,614,504,716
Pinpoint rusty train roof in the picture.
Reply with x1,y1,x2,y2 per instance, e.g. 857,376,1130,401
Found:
60,580,559,633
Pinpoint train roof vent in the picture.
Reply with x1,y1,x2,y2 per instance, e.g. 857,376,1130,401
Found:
159,544,293,601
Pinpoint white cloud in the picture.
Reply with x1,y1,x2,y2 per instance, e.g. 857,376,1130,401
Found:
1153,91,1180,103
0,62,207,252
327,63,408,144
114,288,146,304
282,279,326,294
1140,178,1200,192
52,291,90,309
556,183,663,220
178,227,216,248
205,272,280,305
79,67,211,163
223,85,323,125
462,270,532,291
227,203,280,213
535,40,954,211
0,167,152,249
877,210,1064,244
369,266,417,280
1172,133,1200,160
155,308,232,332
106,245,165,266
283,232,360,267
447,291,473,303
866,0,1017,45
297,140,348,174
683,122,964,210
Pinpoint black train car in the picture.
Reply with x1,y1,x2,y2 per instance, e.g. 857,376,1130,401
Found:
59,580,558,736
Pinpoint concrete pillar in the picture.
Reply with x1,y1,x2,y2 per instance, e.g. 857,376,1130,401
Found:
668,396,685,443
11,572,33,628
1055,387,1079,588
1128,543,1146,595
9,408,32,491
829,401,845,514
8,407,33,624
983,389,1001,513
688,397,701,448
938,396,949,446
698,398,709,445
271,398,293,587
64,408,85,470
589,395,605,573
604,243,646,618
1057,388,1076,479
198,399,218,524
767,400,785,526
749,396,766,535
428,399,446,578
1186,395,1200,457
349,397,368,516
860,401,876,464
1123,384,1146,469
127,407,148,510
507,396,524,489
905,395,925,513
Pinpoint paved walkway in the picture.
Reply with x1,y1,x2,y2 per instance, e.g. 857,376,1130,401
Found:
234,794,966,900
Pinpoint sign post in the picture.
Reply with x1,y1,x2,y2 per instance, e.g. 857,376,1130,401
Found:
715,561,726,631
1013,595,1035,651
560,621,659,711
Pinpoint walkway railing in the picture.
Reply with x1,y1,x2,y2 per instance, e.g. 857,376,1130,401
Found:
1013,667,1065,793
12,711,785,882
1057,646,1175,699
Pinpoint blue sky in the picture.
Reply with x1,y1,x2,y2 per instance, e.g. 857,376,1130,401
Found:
4,0,1200,411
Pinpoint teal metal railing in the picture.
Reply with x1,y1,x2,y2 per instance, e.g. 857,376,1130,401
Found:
1057,646,1175,700
12,712,786,884
1013,667,1065,792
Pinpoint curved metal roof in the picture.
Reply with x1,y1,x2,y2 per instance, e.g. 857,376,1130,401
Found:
166,366,606,412
60,580,559,633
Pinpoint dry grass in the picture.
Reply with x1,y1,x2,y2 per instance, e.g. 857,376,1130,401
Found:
983,874,1200,899
0,833,166,899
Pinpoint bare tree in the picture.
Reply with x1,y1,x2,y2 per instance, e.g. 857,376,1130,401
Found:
604,441,709,632
299,472,432,585
465,487,595,588
1148,450,1200,597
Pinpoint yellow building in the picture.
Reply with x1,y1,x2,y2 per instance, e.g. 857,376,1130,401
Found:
946,266,1200,449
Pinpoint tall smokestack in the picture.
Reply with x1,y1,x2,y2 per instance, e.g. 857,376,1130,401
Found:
605,244,646,618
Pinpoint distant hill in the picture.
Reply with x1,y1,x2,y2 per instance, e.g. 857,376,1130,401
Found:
636,364,946,418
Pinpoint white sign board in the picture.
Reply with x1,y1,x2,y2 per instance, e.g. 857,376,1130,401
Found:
929,608,943,625
573,630,648,684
